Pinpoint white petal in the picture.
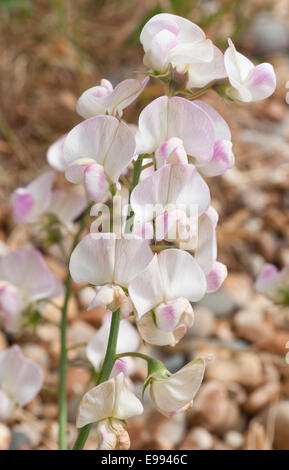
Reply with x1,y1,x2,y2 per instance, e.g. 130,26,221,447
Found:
158,249,207,302
200,140,235,177
113,373,143,419
47,135,67,171
49,189,87,229
76,85,109,119
206,261,227,293
150,358,205,416
195,207,218,274
76,377,115,427
137,312,187,346
149,29,177,72
128,255,164,318
106,77,149,117
244,63,276,101
169,39,213,65
193,100,231,141
114,237,153,288
69,233,116,285
83,163,109,202
186,46,227,88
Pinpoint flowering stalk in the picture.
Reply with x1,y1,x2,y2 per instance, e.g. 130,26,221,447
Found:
73,308,121,450
58,204,92,450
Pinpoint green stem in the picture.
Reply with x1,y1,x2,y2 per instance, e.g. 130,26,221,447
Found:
115,351,153,362
58,204,92,450
73,308,121,450
125,154,144,233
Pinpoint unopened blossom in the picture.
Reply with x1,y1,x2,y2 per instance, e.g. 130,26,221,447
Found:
195,206,227,293
69,233,153,317
140,13,224,85
148,357,206,417
11,171,86,231
86,313,139,378
135,96,234,177
0,248,62,331
0,345,43,419
224,38,276,102
77,77,149,119
76,373,143,429
128,249,207,346
255,263,289,305
63,115,135,202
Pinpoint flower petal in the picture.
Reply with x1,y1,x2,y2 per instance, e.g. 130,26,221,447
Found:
186,46,226,88
106,77,149,117
158,249,207,302
0,345,43,406
206,261,227,293
47,134,67,171
83,163,109,202
49,189,87,229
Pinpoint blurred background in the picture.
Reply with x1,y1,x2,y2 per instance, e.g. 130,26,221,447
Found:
1,0,289,450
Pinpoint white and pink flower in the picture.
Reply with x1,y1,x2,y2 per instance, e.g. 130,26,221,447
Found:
224,38,276,102
77,77,149,119
128,249,206,346
0,248,62,331
255,263,289,304
69,233,153,317
0,345,43,419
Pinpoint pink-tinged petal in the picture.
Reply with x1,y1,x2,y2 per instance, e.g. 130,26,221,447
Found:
11,189,34,224
105,77,149,117
11,171,55,224
206,261,227,293
128,255,164,318
0,283,21,316
158,249,206,302
193,100,231,141
200,140,235,177
83,163,109,202
132,220,154,240
169,39,213,65
140,15,180,51
63,116,135,183
148,29,178,71
69,233,116,285
76,84,110,119
244,63,276,101
87,313,139,371
49,189,87,229
255,263,282,301
0,345,43,406
114,237,153,288
47,134,67,171
195,207,218,275
186,46,227,89
0,248,63,302
155,298,190,332
0,389,14,419
155,137,188,168
140,14,205,52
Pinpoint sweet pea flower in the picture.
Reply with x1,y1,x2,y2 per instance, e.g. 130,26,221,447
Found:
136,96,234,177
0,345,43,419
76,373,143,434
69,233,153,317
11,171,55,225
0,248,62,331
11,172,86,231
185,45,227,89
195,206,227,293
94,418,130,450
255,263,289,305
140,13,217,77
63,115,135,202
86,313,140,378
128,249,207,346
148,357,206,417
76,77,149,119
224,38,276,102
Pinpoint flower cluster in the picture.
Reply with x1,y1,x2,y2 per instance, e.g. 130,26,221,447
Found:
2,12,276,450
